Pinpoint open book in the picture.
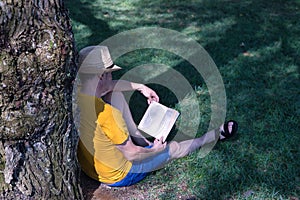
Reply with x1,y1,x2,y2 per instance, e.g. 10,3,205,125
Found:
138,102,180,142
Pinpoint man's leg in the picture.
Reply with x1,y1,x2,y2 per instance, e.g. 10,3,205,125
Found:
103,92,233,159
168,122,234,159
168,129,216,159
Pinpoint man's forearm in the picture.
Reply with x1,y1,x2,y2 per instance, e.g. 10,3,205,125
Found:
117,138,166,162
110,80,143,92
128,145,165,161
109,79,159,104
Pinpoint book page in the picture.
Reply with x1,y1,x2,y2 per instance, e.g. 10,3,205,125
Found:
138,102,179,142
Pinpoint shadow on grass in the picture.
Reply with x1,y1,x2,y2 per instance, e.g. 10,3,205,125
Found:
130,0,300,198
65,0,116,50
66,0,300,198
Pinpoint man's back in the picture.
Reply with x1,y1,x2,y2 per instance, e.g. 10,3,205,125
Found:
77,93,132,184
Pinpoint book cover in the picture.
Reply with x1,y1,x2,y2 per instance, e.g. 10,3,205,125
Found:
138,102,180,142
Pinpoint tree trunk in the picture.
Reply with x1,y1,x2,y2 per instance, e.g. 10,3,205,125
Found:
0,0,83,199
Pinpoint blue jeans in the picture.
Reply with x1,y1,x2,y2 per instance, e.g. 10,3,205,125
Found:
108,146,170,187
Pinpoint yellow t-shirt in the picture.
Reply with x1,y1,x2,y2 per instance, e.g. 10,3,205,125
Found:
77,93,132,184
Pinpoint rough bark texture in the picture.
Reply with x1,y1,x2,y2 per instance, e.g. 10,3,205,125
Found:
0,0,83,199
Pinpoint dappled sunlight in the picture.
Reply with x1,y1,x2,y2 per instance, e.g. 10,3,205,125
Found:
131,64,170,82
182,17,237,45
70,22,92,48
174,88,210,139
66,0,300,199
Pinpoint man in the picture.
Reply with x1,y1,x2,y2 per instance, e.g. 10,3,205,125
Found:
76,46,238,187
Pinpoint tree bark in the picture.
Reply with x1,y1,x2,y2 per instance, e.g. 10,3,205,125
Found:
0,0,83,199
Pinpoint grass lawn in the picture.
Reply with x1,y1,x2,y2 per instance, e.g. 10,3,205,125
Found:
66,0,300,199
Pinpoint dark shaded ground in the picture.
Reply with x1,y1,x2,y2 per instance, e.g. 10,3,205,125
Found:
69,0,300,199
80,172,149,200
80,171,198,200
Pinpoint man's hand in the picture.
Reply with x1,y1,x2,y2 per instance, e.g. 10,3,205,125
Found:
117,137,166,161
138,84,159,104
152,137,167,152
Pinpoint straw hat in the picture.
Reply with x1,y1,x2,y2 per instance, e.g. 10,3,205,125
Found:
78,46,122,74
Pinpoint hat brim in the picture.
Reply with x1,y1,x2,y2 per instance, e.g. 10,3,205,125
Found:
78,65,122,74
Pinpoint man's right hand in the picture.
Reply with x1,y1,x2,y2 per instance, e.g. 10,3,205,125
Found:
117,136,167,162
153,137,167,152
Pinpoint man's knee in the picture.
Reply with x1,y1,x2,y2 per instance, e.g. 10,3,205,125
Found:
105,91,124,101
111,91,124,99
169,141,183,159
168,141,191,159
106,92,126,109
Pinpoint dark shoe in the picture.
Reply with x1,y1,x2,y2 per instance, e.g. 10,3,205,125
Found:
219,120,238,141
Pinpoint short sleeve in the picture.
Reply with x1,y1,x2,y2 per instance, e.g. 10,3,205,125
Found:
97,103,129,145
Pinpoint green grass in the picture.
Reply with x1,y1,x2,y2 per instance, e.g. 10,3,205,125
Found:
66,0,300,199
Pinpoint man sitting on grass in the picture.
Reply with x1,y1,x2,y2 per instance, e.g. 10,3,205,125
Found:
77,45,238,187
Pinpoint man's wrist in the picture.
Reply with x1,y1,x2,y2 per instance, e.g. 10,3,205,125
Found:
136,83,145,92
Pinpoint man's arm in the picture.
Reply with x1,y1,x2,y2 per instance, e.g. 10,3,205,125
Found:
109,80,159,104
98,73,159,103
116,137,166,162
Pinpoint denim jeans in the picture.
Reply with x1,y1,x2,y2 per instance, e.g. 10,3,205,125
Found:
108,146,170,187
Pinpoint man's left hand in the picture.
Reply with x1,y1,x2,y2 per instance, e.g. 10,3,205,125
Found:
138,84,159,104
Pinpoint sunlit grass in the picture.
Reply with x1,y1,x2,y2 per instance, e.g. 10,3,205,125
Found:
66,0,300,199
